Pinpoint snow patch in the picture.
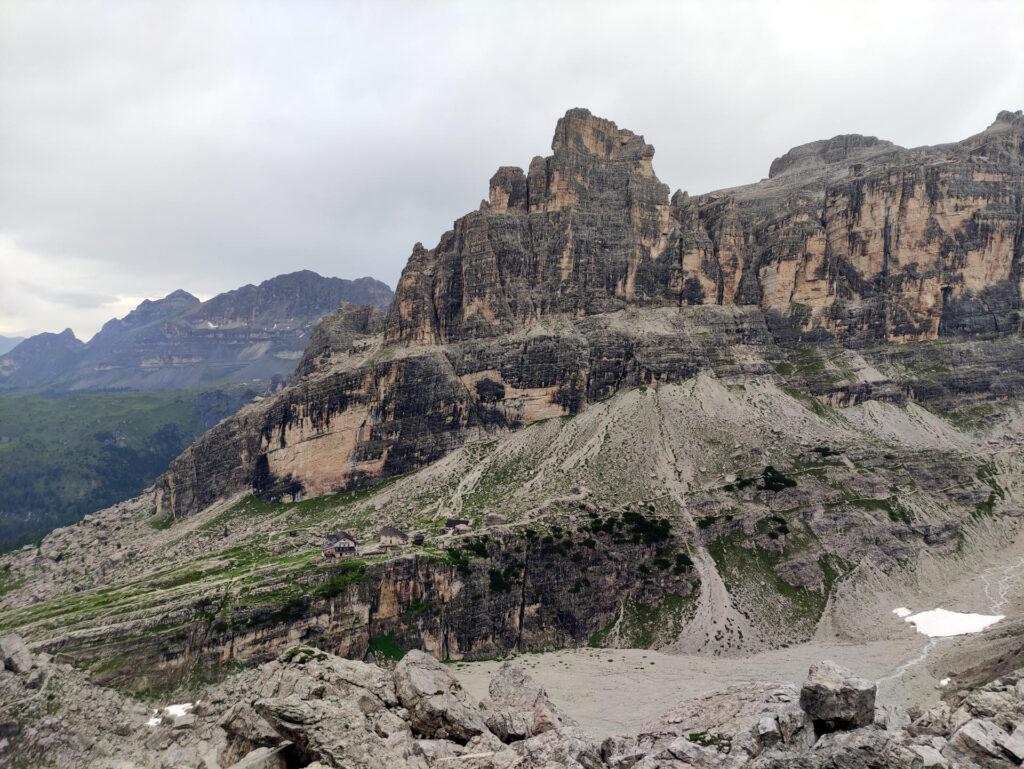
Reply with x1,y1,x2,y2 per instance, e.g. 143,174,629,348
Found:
894,607,1004,637
146,702,194,727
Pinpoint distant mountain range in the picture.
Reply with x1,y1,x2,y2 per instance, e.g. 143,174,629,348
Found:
0,269,392,549
0,270,393,391
0,336,24,356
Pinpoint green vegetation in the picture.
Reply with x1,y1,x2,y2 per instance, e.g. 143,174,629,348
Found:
760,466,797,493
460,449,538,517
588,510,672,544
312,560,367,598
445,547,473,574
367,635,406,662
847,496,913,524
775,344,845,385
0,565,24,598
975,463,1006,518
488,565,519,593
282,645,327,663
589,592,696,648
724,466,798,495
588,617,616,647
0,388,247,550
780,385,837,419
708,519,846,635
687,731,727,748
673,552,694,574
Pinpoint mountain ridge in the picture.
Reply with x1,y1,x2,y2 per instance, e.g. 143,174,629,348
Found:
156,105,1024,519
0,270,394,391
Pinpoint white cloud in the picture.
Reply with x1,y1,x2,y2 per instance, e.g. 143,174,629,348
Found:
0,236,142,339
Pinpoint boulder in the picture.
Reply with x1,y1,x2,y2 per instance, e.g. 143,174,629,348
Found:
479,662,575,742
909,744,949,768
171,712,197,730
909,702,952,737
997,724,1024,762
393,650,487,742
457,727,604,769
799,661,876,732
0,633,32,674
639,682,813,761
227,745,293,769
254,695,416,769
944,718,1017,767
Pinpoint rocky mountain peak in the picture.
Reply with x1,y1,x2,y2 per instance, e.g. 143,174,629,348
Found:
387,108,672,345
92,289,201,344
768,133,899,178
991,109,1024,128
1,271,393,392
162,288,202,303
959,107,1024,164
0,327,85,386
9,327,82,351
550,107,655,163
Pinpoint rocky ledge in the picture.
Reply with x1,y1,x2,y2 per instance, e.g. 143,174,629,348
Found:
5,633,1024,768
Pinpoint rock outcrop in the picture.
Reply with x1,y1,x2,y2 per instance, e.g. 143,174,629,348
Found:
393,650,488,742
151,107,1024,520
480,662,576,741
0,633,32,674
8,643,1024,769
799,661,877,733
387,107,1024,347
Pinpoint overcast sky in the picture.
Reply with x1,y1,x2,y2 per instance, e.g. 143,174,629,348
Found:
1,0,1021,340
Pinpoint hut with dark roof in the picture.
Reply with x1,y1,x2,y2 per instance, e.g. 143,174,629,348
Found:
323,531,357,559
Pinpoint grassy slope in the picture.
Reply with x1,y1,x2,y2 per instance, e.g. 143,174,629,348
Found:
0,390,238,550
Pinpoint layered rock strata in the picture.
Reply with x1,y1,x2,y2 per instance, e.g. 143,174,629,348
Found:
155,108,1024,519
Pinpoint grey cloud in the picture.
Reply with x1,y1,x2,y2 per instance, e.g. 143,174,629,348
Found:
1,0,1021,337
20,282,120,310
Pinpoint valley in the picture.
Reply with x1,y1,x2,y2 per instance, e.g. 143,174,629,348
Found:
0,273,392,549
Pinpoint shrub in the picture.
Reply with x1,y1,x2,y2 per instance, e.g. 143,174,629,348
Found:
760,466,797,493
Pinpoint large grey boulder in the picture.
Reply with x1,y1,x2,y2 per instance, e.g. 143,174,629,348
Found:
254,695,417,769
0,633,32,674
751,729,922,768
444,727,604,769
479,662,576,742
799,661,876,732
227,744,293,769
393,650,487,743
638,682,813,762
943,718,1019,768
997,724,1024,762
258,647,397,706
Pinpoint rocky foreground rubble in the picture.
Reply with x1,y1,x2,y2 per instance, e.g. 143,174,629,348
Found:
5,633,1024,768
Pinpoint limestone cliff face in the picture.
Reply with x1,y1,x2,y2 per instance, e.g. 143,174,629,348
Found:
157,307,776,517
41,529,697,693
386,108,1024,346
157,108,1024,518
386,109,676,345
